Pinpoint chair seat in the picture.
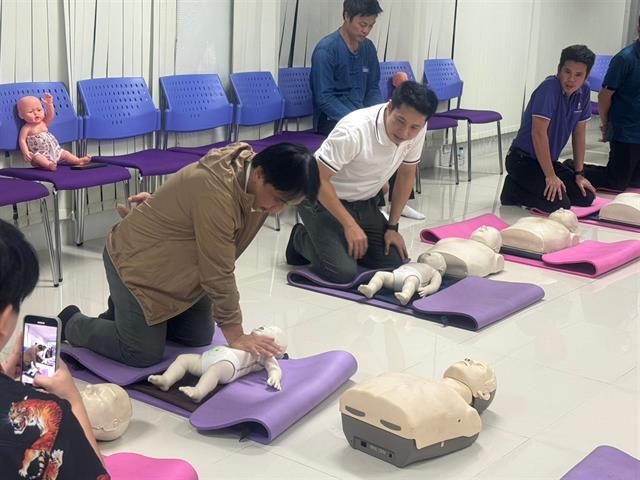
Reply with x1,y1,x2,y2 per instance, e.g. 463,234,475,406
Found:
0,178,50,206
427,116,458,130
249,131,326,153
95,149,199,176
169,141,231,158
436,109,502,124
591,101,599,116
0,165,131,191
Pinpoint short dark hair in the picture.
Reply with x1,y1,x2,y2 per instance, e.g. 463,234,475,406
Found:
251,143,320,203
0,220,39,312
343,0,383,21
558,45,596,75
390,81,438,120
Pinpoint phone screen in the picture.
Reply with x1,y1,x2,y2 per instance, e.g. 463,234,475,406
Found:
21,316,60,384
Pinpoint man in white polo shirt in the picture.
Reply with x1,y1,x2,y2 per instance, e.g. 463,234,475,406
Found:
286,81,438,283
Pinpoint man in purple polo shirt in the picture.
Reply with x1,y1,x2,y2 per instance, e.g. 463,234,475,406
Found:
500,45,597,212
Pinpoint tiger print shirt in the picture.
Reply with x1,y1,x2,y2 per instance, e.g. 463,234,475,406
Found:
0,373,109,480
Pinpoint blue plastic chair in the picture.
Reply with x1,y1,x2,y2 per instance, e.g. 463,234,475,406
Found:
159,74,233,157
230,71,325,154
587,55,613,116
424,59,503,182
378,61,416,101
77,77,198,191
0,82,131,280
278,67,315,128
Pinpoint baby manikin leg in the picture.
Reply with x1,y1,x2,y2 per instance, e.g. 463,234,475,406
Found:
358,272,394,298
180,361,235,403
395,277,420,305
148,353,203,391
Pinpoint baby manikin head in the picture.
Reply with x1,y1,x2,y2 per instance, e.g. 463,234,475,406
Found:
470,226,502,252
80,383,132,441
549,208,579,232
252,325,288,358
416,252,447,274
443,359,497,401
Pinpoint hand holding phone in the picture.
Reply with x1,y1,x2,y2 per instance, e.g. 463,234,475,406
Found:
21,315,61,385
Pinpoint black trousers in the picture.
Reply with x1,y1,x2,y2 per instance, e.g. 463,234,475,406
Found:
583,141,640,191
293,197,403,283
500,150,595,213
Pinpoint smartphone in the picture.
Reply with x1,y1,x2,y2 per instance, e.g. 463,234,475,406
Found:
21,315,61,385
70,162,107,170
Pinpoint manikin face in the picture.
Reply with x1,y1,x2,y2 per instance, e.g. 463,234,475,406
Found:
342,14,377,44
17,96,45,124
557,60,588,96
470,226,503,252
253,325,288,357
250,166,304,214
417,252,447,274
81,383,133,441
444,359,497,401
384,103,427,146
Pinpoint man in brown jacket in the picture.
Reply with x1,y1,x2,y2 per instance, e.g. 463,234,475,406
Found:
58,143,319,367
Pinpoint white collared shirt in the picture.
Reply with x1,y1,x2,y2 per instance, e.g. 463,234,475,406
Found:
315,103,426,202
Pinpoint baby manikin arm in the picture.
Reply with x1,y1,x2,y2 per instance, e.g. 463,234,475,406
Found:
417,271,442,297
261,356,283,390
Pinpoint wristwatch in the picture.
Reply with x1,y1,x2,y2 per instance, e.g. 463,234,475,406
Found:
385,223,399,232
574,169,585,177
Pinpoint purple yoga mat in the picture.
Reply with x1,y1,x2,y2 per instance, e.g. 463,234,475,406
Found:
287,268,544,330
561,445,640,479
62,337,357,444
420,213,640,278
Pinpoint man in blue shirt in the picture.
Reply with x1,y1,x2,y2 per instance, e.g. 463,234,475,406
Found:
500,45,597,212
583,17,640,191
310,0,383,136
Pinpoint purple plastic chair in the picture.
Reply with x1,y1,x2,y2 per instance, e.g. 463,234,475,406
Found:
424,59,503,182
587,54,613,116
230,71,326,154
0,177,58,286
0,82,131,281
160,74,233,158
77,77,200,192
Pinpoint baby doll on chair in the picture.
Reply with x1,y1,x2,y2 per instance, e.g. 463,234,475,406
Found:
17,93,91,171
357,252,447,305
148,326,287,403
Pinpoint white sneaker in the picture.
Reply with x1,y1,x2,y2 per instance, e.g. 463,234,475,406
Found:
401,204,425,220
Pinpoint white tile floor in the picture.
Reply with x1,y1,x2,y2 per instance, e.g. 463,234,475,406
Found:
4,133,639,479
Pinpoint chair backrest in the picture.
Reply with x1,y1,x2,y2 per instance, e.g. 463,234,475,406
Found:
423,59,464,102
278,67,313,119
77,77,160,140
587,54,614,92
230,71,284,126
159,74,233,132
379,61,416,100
0,82,82,151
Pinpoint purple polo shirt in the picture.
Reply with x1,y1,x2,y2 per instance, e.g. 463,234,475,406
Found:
511,76,591,162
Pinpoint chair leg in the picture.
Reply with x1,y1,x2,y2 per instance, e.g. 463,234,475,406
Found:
274,212,281,231
497,120,504,174
123,179,131,208
415,162,422,194
74,188,86,246
52,190,63,282
40,198,59,287
452,127,459,185
467,123,472,182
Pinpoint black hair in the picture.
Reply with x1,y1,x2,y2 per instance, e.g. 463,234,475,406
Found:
389,81,438,120
558,45,596,75
251,143,320,204
0,220,39,312
343,0,383,21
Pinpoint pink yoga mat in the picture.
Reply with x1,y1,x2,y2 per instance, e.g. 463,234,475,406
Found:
529,197,610,218
598,186,640,195
420,213,640,277
104,452,198,480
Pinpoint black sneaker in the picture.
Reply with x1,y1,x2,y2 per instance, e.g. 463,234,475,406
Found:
57,305,80,343
285,223,310,266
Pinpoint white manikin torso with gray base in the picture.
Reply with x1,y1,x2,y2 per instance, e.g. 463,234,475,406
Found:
500,209,580,254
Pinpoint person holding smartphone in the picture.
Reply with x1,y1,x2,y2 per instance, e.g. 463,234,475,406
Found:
0,220,108,479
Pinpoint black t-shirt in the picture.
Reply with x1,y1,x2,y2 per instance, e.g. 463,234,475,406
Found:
0,374,109,480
